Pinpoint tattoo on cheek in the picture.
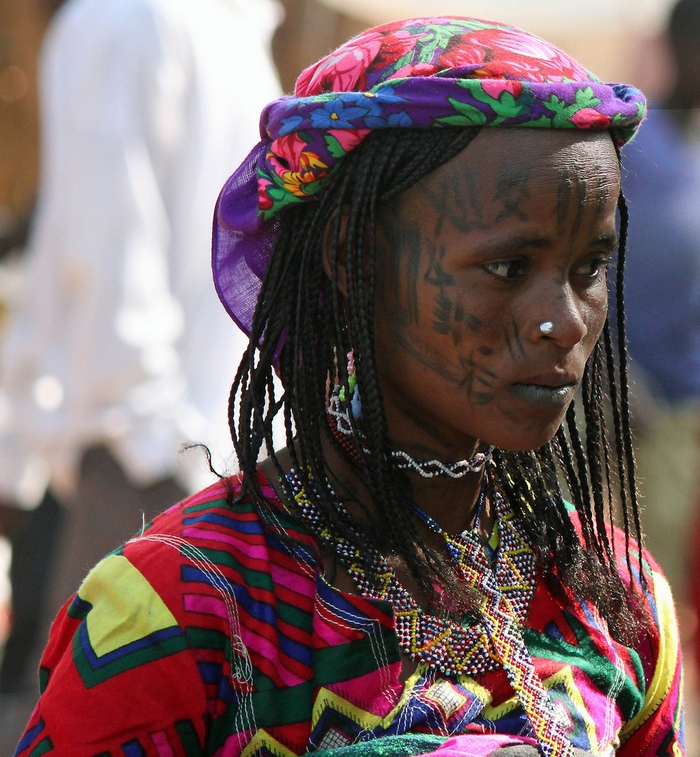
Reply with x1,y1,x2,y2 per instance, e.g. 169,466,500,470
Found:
459,352,497,404
392,328,462,384
380,207,423,326
404,230,422,326
432,292,482,341
426,269,496,400
392,319,501,412
503,316,525,362
424,242,454,289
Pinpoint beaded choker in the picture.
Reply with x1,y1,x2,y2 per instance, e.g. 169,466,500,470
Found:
327,393,494,478
285,468,573,757
392,448,493,478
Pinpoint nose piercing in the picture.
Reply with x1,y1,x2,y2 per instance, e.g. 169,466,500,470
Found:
539,321,554,335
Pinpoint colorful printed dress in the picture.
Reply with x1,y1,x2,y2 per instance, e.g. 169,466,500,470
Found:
15,472,683,757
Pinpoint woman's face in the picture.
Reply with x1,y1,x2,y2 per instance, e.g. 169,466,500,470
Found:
374,127,620,457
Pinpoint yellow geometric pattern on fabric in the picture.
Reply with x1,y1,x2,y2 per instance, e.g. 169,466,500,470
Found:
310,671,493,741
481,689,521,721
459,675,494,708
544,666,603,756
78,554,179,656
423,679,469,718
240,729,298,757
312,688,384,732
619,570,679,741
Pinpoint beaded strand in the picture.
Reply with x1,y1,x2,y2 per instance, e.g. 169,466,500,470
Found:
284,467,573,757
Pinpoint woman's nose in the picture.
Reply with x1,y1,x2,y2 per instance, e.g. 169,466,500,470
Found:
528,285,590,347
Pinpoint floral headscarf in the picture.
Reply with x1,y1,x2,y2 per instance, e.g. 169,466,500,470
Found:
213,16,646,337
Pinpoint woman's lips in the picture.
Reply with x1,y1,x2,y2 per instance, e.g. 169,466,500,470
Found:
508,376,578,405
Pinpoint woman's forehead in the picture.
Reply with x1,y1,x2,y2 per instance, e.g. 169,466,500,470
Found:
388,128,620,240
450,127,618,174
412,128,620,202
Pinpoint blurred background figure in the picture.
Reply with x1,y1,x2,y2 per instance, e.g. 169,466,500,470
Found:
0,0,281,745
621,0,700,632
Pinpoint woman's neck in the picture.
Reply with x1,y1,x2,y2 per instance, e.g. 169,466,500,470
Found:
320,429,492,540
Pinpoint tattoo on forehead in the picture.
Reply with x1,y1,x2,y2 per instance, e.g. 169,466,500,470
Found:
420,168,487,233
494,163,531,223
557,166,587,233
556,165,611,244
591,167,612,222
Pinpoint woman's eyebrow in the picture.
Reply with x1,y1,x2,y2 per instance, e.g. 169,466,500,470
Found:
592,232,619,250
470,235,554,257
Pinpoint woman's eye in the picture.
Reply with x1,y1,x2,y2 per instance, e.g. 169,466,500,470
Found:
484,260,526,280
575,255,613,279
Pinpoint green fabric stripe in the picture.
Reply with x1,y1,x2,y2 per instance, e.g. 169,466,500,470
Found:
72,631,189,689
313,633,401,687
183,498,231,514
206,682,315,751
252,631,401,728
38,666,50,695
188,545,313,632
184,626,276,689
211,632,401,742
313,734,448,757
524,612,643,720
185,626,231,652
66,598,91,621
275,596,313,630
198,546,275,591
175,719,204,756
26,738,53,757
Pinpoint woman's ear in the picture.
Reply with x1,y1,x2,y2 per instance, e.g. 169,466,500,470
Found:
322,210,349,297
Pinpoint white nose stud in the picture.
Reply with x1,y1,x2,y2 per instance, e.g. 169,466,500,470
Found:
539,321,554,335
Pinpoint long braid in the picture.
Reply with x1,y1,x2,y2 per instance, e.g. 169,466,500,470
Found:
608,190,645,583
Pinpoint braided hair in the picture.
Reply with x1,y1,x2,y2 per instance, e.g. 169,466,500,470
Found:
230,126,645,644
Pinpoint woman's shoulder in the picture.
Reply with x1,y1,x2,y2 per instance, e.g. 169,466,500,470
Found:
560,501,674,625
117,471,316,590
131,469,287,537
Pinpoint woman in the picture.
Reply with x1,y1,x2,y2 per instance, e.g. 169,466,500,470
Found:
15,16,681,757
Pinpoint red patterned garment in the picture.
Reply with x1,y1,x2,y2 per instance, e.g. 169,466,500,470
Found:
15,471,683,757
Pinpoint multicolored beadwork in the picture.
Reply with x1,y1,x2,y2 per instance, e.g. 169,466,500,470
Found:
285,467,574,757
285,468,536,676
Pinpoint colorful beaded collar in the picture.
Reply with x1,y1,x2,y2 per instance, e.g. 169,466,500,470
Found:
285,467,536,677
